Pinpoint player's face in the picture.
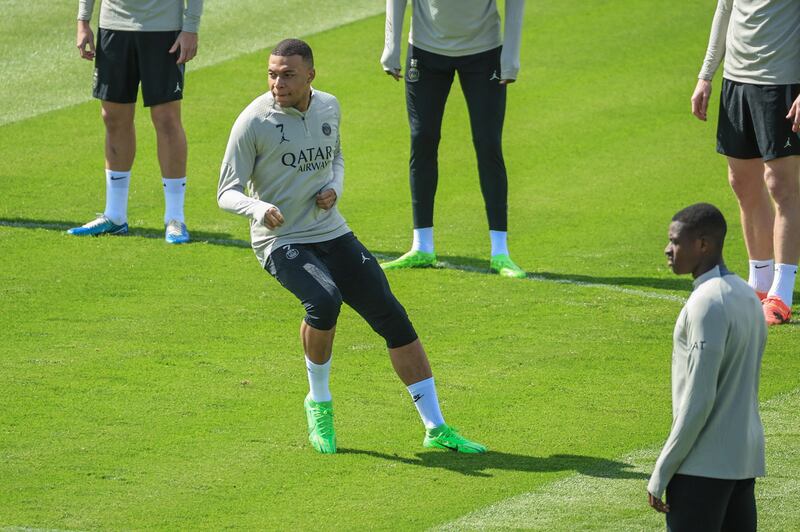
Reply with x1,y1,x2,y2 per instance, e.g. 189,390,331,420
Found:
665,221,702,275
268,54,315,110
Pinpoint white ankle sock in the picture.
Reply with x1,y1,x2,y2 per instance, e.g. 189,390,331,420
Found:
748,259,774,293
104,169,130,225
305,356,332,402
490,230,509,257
768,263,797,307
407,376,445,429
411,227,434,254
163,177,186,224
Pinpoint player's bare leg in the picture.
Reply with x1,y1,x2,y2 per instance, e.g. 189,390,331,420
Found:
150,101,189,243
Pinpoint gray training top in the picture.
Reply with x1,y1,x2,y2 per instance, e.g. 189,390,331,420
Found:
699,0,800,84
78,0,203,34
217,89,349,267
381,0,525,81
648,265,766,499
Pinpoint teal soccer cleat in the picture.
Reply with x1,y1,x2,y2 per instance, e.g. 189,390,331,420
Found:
304,394,336,454
165,219,190,244
67,214,128,237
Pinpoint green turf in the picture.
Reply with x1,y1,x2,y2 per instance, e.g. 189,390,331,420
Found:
1,1,798,530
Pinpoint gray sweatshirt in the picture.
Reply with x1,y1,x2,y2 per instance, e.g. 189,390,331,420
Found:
648,265,766,499
699,0,800,84
381,0,525,80
217,89,349,267
77,0,203,33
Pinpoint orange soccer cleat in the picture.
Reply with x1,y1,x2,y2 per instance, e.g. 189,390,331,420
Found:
762,296,792,325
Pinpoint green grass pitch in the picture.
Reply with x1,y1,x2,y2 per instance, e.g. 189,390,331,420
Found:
1,1,798,530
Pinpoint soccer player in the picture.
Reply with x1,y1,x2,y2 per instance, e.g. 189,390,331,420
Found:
217,39,486,455
691,0,800,324
69,0,203,244
379,0,527,278
648,203,766,531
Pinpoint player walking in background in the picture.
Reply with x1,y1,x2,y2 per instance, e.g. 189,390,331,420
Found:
691,0,800,324
217,39,485,455
379,0,527,278
648,203,766,532
70,0,203,244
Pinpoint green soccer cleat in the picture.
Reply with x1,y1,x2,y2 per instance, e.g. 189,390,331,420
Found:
304,394,336,454
423,424,487,453
381,250,437,270
490,254,526,278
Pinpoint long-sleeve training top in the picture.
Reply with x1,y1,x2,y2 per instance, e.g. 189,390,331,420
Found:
78,0,204,33
648,265,766,499
381,0,525,81
217,89,350,267
698,0,800,84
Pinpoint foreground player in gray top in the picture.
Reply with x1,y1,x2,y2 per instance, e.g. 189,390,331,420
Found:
217,39,485,455
69,0,203,243
379,0,528,278
648,203,766,531
691,0,800,325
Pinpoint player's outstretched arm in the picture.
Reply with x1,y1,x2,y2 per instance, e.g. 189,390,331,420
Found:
76,20,95,60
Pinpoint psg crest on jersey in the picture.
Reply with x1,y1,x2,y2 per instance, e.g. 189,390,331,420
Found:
322,122,331,136
407,58,420,83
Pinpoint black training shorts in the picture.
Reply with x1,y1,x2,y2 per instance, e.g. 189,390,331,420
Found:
717,79,800,161
93,29,185,107
265,233,418,349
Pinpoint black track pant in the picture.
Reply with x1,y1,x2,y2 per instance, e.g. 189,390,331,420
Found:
665,474,757,532
405,45,508,231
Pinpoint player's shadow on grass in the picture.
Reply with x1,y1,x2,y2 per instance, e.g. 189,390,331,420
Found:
0,217,250,248
375,250,693,293
337,448,649,479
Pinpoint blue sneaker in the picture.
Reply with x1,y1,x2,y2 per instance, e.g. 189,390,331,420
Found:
165,219,190,244
67,214,128,236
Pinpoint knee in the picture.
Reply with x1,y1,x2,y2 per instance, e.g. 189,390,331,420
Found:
471,130,502,154
410,127,440,150
150,108,184,137
728,170,765,206
304,290,342,330
764,169,800,208
101,107,133,132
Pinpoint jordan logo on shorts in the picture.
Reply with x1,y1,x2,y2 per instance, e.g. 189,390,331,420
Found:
489,70,500,81
785,138,792,149
174,82,182,93
361,252,370,264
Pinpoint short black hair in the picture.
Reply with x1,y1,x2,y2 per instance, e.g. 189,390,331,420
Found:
672,202,727,247
271,38,314,68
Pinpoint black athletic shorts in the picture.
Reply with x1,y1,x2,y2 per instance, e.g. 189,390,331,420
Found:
265,232,418,349
93,29,185,107
665,474,757,532
717,79,800,161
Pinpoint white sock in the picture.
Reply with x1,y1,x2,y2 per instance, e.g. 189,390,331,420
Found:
748,259,774,293
411,227,434,254
768,263,797,307
163,177,186,224
104,169,130,225
305,356,332,402
407,377,445,430
490,230,509,257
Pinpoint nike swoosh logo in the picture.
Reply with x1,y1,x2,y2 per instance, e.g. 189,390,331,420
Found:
412,393,423,403
754,265,770,269
110,176,127,181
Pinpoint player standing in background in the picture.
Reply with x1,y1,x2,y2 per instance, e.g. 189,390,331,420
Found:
70,0,203,244
379,0,527,278
691,0,800,324
217,39,486,455
648,203,766,531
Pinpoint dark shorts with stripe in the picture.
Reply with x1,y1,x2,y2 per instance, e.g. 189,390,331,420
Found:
717,79,800,161
93,29,185,107
265,232,418,349
665,474,756,532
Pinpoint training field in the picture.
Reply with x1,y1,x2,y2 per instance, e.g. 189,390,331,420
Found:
1,1,798,530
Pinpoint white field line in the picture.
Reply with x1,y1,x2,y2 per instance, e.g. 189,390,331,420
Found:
433,388,800,531
1,219,686,303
